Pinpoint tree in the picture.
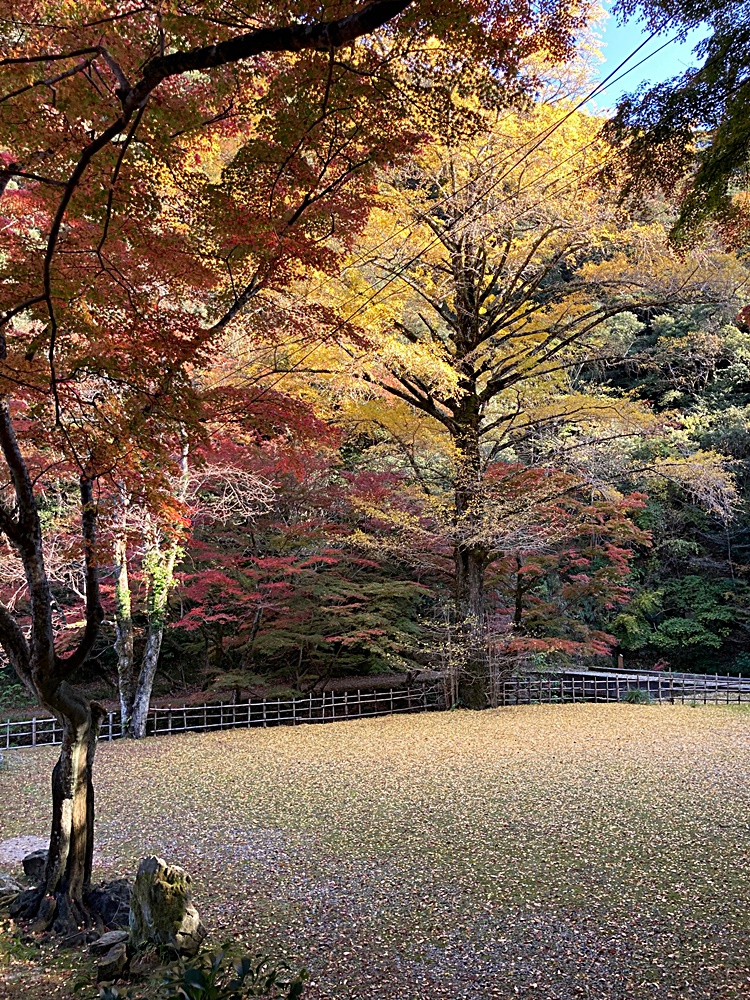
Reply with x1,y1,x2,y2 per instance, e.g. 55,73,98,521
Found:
605,0,750,241
318,102,743,703
598,305,750,671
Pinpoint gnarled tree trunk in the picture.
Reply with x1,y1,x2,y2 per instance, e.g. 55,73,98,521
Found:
13,685,106,937
114,497,136,730
0,399,105,935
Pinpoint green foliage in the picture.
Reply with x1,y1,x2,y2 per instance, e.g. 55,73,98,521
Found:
86,948,306,1000
596,306,750,675
621,687,654,704
613,576,743,670
0,664,28,712
608,2,750,240
158,948,307,1000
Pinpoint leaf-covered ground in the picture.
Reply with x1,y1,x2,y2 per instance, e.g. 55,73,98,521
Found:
1,703,749,999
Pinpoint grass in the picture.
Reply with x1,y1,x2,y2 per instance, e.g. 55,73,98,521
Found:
1,703,749,999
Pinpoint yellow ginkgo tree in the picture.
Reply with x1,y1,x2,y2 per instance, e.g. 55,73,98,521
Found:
315,102,745,704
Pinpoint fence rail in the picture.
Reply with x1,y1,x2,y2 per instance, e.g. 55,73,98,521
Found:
1,686,443,750
495,670,750,707
3,669,748,751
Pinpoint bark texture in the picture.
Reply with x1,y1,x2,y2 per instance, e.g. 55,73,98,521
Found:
0,399,104,934
453,417,491,708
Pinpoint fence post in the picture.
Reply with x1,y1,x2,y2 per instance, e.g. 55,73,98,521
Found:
31,716,37,748
5,718,9,750
168,708,173,736
108,712,114,740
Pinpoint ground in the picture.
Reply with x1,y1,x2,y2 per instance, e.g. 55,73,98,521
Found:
0,703,749,999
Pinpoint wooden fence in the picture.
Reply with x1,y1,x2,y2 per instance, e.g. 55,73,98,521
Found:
3,670,748,751
1,685,442,750
495,670,750,707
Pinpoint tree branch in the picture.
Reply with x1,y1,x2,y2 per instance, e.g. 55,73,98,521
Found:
58,477,103,679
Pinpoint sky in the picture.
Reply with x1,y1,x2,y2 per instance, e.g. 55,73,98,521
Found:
594,6,707,107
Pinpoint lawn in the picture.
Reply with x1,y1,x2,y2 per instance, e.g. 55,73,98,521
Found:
1,703,749,999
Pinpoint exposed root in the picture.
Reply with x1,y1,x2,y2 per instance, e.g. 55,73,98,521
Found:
30,894,57,934
9,887,44,921
10,889,93,937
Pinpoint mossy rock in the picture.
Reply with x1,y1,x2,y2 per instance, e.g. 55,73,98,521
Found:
129,856,206,955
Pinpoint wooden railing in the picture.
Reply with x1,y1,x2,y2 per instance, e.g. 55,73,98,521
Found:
1,685,443,750
494,670,750,707
3,669,748,751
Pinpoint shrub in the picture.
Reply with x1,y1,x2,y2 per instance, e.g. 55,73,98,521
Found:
90,946,306,1000
157,948,306,1000
622,687,654,704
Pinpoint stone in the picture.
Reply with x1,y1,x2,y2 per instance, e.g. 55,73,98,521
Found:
129,856,206,956
90,929,130,955
22,849,47,884
0,874,24,899
86,879,132,929
96,941,128,981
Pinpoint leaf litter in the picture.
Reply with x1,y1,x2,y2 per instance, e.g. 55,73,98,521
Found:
0,703,748,998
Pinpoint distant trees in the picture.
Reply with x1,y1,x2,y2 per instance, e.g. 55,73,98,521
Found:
607,0,750,240
601,306,750,671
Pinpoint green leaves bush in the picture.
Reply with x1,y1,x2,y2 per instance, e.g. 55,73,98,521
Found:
93,947,306,1000
157,948,307,1000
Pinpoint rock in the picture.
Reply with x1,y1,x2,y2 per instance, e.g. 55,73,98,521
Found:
129,856,206,956
0,874,24,900
22,849,47,884
86,879,132,929
90,929,130,955
96,941,128,981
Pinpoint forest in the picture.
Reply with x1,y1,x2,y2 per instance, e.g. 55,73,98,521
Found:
0,0,749,983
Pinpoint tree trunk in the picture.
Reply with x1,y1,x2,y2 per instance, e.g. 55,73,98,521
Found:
114,524,135,730
12,691,106,938
128,624,164,738
452,418,490,708
455,544,488,708
0,400,106,935
117,440,188,738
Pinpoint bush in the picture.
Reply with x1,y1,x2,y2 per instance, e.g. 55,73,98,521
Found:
0,664,27,712
622,687,654,704
158,948,307,1000
94,947,307,1000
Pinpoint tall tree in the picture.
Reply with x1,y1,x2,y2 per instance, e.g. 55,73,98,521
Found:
321,103,742,703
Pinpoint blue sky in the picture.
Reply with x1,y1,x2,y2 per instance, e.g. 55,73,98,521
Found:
594,6,707,107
